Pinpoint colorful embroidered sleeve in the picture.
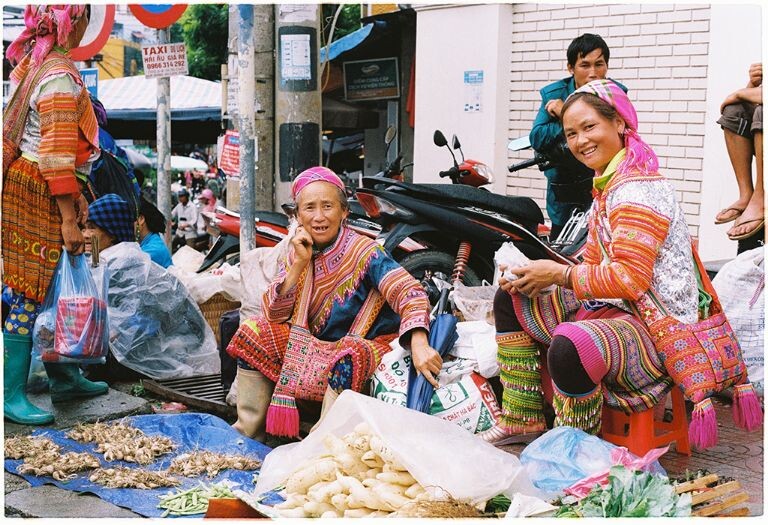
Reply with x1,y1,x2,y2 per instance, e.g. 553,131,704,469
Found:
261,253,298,323
367,246,430,337
36,75,80,196
571,201,670,301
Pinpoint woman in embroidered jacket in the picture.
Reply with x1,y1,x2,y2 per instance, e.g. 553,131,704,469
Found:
3,5,108,426
227,167,440,440
490,79,701,444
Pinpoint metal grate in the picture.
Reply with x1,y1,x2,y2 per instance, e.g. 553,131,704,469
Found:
142,374,236,418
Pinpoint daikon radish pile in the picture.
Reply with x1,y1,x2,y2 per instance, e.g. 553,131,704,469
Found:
273,423,430,518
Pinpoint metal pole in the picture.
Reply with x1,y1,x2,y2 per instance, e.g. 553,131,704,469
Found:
156,27,172,248
238,4,256,252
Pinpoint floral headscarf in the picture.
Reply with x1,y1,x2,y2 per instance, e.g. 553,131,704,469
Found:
6,4,88,67
291,166,345,200
569,79,659,176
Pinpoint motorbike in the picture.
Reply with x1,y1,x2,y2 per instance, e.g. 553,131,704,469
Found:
355,129,579,305
196,127,425,273
506,134,591,259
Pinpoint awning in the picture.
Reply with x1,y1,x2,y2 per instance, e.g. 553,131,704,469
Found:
99,74,221,121
320,21,387,63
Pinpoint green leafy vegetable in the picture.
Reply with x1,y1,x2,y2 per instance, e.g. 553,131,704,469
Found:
555,465,692,518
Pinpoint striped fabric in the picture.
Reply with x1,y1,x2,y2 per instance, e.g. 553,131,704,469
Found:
512,287,672,414
1,157,65,303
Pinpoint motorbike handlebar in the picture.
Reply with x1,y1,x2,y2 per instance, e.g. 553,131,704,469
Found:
508,156,544,172
439,166,459,179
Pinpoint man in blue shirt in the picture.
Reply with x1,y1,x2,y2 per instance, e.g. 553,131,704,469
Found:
137,197,173,268
530,33,627,239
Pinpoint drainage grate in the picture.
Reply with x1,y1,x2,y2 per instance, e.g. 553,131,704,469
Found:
142,374,236,418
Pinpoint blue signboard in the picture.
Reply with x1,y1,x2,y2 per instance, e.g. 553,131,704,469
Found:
79,68,99,99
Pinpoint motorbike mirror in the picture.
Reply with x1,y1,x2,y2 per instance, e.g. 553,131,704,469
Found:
433,130,448,147
452,134,465,162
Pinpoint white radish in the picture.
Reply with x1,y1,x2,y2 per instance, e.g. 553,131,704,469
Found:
360,450,384,468
302,500,336,517
336,474,365,493
284,457,337,494
320,510,342,518
373,482,411,510
344,508,375,518
330,493,350,512
308,479,343,503
353,422,372,435
404,482,426,499
278,507,308,518
275,494,308,509
376,471,416,486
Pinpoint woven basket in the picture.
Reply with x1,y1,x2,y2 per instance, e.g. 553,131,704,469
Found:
199,293,241,345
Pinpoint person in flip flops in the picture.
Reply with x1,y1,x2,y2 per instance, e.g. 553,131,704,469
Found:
714,63,764,241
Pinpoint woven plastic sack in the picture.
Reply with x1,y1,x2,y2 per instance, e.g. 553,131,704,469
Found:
712,247,765,395
32,253,108,364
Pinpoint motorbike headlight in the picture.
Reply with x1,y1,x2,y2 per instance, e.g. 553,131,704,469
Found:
474,162,494,183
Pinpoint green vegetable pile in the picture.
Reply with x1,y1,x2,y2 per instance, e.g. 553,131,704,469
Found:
157,481,236,516
555,466,692,518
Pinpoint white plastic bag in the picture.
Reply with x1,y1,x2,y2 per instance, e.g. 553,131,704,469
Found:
239,221,297,322
449,319,499,378
493,242,555,293
451,281,497,322
712,247,765,395
252,390,544,506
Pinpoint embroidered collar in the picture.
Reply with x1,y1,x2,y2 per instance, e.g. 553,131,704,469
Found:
313,225,349,258
593,148,626,191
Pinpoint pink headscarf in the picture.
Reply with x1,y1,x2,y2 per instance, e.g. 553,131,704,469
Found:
200,188,217,212
291,166,345,200
570,79,659,176
6,4,88,67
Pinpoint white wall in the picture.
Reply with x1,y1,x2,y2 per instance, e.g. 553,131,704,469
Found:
505,3,716,240
698,4,763,262
413,3,512,193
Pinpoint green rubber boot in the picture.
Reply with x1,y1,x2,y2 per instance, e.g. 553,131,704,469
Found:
3,333,54,425
44,362,109,402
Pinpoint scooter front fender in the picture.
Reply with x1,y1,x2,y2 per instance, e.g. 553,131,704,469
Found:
381,222,440,255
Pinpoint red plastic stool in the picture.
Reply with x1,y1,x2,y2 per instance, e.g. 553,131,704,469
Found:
600,387,691,456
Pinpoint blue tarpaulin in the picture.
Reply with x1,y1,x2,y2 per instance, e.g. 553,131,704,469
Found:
4,413,271,518
320,21,387,63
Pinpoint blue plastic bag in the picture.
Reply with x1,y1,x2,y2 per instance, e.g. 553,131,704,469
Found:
519,426,666,496
32,253,108,364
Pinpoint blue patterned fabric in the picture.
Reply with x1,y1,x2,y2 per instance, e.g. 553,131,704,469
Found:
2,288,40,335
88,193,136,243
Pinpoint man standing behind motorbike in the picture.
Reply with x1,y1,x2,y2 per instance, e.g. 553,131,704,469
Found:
530,33,627,239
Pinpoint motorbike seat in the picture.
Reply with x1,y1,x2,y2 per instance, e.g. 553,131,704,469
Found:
254,210,289,228
419,184,543,225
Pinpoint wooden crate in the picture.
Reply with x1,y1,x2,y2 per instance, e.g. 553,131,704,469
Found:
675,473,750,517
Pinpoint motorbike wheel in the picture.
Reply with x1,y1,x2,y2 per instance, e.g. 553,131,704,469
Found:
398,250,481,306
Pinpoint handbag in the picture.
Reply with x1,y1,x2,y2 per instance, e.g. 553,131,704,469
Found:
266,264,387,438
595,227,761,450
3,52,76,174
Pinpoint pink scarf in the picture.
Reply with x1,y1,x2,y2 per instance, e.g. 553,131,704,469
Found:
6,5,87,67
291,166,345,199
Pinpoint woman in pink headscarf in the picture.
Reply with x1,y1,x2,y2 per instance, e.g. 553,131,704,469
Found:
489,79,701,445
226,167,439,441
3,5,108,427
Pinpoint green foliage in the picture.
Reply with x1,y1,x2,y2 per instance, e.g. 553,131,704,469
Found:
322,4,361,43
175,4,229,81
484,494,511,514
555,466,692,518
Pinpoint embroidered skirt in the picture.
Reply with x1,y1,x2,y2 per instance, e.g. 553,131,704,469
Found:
511,287,672,413
226,316,395,399
2,156,64,303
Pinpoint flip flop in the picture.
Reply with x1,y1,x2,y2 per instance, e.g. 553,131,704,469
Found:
715,206,745,225
728,218,765,241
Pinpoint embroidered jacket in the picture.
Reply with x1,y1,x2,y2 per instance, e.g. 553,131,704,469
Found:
12,52,99,196
570,152,699,324
263,227,430,342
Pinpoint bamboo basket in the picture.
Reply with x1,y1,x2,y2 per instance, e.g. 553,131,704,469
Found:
675,473,750,517
199,293,240,345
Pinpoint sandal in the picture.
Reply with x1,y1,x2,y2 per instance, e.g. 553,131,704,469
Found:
714,206,745,225
728,218,765,240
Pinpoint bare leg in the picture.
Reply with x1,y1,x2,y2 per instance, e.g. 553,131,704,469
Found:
717,128,755,223
728,131,765,238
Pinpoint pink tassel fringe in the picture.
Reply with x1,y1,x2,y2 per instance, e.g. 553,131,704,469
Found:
732,383,763,432
265,394,300,438
689,399,718,450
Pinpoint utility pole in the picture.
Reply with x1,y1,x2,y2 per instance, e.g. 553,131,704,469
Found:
238,5,256,252
156,27,172,247
253,5,275,211
274,4,322,209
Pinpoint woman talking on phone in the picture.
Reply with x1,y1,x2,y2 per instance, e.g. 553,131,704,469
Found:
227,167,440,441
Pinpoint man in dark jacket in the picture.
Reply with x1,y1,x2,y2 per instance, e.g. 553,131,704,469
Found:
530,33,627,239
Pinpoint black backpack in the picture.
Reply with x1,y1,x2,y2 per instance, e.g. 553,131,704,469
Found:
90,150,140,217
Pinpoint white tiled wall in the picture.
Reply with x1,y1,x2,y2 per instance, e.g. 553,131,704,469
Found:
506,3,712,237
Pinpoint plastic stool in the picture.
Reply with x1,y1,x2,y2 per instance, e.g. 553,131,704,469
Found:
601,387,691,456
